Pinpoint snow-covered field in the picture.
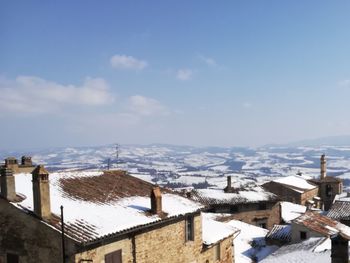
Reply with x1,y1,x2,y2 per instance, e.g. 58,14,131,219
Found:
3,144,350,190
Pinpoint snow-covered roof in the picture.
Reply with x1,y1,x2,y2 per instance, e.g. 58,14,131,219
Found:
327,200,350,221
191,186,278,205
273,176,317,192
293,211,350,239
225,219,278,263
10,170,204,243
280,201,307,223
201,213,237,246
266,225,291,243
261,237,331,263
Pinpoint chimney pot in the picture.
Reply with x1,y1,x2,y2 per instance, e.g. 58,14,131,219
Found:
1,168,16,201
32,165,51,220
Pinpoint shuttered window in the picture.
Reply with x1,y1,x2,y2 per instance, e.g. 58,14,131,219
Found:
105,250,122,263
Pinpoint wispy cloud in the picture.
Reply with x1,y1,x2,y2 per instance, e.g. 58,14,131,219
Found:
243,102,252,109
198,54,217,67
127,95,168,116
0,76,114,114
176,69,193,81
339,79,350,88
110,54,148,70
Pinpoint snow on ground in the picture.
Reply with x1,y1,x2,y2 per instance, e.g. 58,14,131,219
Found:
224,219,278,263
280,202,307,223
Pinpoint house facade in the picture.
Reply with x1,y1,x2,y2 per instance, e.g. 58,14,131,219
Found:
0,164,236,263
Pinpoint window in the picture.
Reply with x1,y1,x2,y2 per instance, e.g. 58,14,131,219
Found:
7,253,19,263
300,231,307,240
255,218,268,229
214,243,221,261
230,205,238,213
326,184,332,197
105,250,122,263
258,203,267,210
186,216,195,241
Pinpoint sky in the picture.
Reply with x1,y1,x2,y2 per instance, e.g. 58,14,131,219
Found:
1,1,350,149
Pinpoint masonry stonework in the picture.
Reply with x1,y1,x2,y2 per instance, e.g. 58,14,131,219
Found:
75,214,233,263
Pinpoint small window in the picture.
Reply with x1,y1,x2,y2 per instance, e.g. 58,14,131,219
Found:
105,250,122,263
259,222,267,229
186,216,195,241
230,205,238,213
258,203,267,210
300,231,307,240
326,185,332,197
7,253,19,263
214,243,221,261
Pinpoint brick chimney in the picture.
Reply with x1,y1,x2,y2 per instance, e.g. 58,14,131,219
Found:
321,154,326,180
1,168,16,201
151,186,162,215
32,165,51,220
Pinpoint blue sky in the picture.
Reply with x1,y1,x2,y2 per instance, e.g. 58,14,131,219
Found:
1,1,350,149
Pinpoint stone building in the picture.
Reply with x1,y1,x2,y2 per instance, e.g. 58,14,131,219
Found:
0,156,35,174
190,176,282,230
291,211,350,263
262,155,343,211
308,154,343,211
0,167,236,263
262,175,319,207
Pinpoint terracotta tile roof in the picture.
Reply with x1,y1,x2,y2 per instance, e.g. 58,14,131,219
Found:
293,211,350,239
58,170,170,204
12,170,203,244
327,201,350,221
190,187,278,206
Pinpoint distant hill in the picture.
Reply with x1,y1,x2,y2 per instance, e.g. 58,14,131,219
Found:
287,135,350,147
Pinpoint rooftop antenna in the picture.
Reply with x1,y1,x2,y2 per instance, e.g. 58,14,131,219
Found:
115,143,120,168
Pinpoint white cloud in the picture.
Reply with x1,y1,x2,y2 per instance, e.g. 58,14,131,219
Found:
339,79,350,88
176,69,192,81
198,55,217,67
110,54,148,70
0,75,114,114
127,95,168,116
243,102,252,109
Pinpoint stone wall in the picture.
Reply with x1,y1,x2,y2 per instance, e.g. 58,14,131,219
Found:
213,202,281,230
262,182,319,206
300,188,319,206
75,214,233,263
0,199,77,263
290,222,324,243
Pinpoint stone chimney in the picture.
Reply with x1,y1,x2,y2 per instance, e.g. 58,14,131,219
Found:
151,186,162,215
321,154,327,180
32,165,51,220
1,168,16,201
224,175,233,193
21,156,32,166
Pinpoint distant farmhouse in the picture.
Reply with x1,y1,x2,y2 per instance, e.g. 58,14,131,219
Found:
262,155,343,211
0,158,236,263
